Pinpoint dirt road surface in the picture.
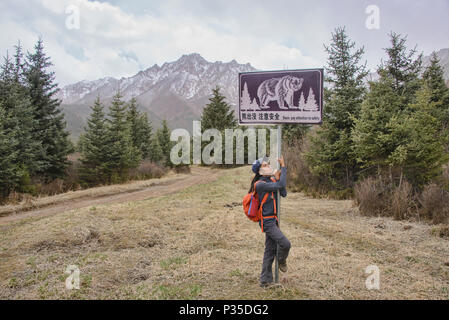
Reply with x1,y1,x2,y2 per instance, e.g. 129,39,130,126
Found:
0,166,222,225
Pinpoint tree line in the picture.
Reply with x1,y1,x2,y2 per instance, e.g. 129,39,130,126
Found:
0,39,177,201
304,27,449,191
77,94,174,187
0,39,74,199
288,27,449,222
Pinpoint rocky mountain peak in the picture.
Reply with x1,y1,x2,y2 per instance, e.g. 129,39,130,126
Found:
59,53,256,135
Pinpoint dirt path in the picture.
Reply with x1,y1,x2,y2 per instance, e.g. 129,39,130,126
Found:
0,166,222,225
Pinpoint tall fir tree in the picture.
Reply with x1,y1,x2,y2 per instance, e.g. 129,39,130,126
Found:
0,49,43,179
104,91,141,182
13,41,25,85
352,77,401,175
148,134,163,164
384,84,448,187
200,86,237,165
24,38,73,181
378,32,423,110
306,27,368,189
126,98,152,159
201,86,237,132
157,119,173,167
0,105,21,198
351,31,448,188
79,96,109,186
422,52,449,134
353,74,448,188
282,124,309,146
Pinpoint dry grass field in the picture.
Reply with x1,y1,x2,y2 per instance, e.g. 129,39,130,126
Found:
0,166,448,299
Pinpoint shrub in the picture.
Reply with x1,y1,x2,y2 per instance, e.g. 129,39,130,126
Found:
37,179,64,196
128,161,165,180
174,165,191,174
419,183,449,224
391,180,413,220
284,136,329,196
432,224,449,239
64,158,81,191
354,177,390,216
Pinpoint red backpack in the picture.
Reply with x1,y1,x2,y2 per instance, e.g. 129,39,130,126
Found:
243,178,277,229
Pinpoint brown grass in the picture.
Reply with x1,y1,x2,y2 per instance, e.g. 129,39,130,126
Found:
128,161,166,180
354,177,389,216
284,138,324,196
0,166,448,299
391,180,413,221
419,184,449,224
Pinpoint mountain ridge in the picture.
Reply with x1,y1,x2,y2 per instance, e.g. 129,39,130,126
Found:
59,53,256,138
60,50,449,140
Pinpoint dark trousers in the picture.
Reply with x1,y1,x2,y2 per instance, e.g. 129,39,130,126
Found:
260,220,291,284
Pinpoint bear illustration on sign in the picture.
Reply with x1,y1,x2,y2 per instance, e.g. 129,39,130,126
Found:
257,75,304,109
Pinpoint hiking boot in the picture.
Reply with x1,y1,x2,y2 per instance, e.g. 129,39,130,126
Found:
279,260,288,273
260,282,282,289
260,282,273,288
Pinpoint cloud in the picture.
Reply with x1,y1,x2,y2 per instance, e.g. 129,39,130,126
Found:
0,0,326,86
0,0,448,86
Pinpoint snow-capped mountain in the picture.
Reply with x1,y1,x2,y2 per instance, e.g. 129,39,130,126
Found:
59,53,256,137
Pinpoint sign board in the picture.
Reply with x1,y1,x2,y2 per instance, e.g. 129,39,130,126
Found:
238,69,323,125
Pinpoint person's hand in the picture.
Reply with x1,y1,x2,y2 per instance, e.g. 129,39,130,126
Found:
274,169,281,180
278,156,285,168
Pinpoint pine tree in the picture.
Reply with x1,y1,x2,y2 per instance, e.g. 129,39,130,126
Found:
157,119,173,167
386,85,448,187
104,91,141,182
306,27,368,189
378,32,423,110
200,86,237,165
401,84,448,186
351,32,446,188
126,98,152,159
24,38,74,181
422,52,449,133
79,96,109,186
282,124,309,146
0,52,13,103
0,50,43,179
0,106,20,199
353,78,448,188
201,86,237,132
353,76,403,176
139,112,152,159
13,41,25,85
148,135,163,164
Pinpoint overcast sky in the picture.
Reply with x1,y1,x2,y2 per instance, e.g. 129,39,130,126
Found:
1,0,448,86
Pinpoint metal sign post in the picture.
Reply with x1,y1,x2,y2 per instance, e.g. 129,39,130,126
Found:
238,68,323,284
274,124,282,284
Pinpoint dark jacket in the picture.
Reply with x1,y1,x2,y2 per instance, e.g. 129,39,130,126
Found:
255,167,287,226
